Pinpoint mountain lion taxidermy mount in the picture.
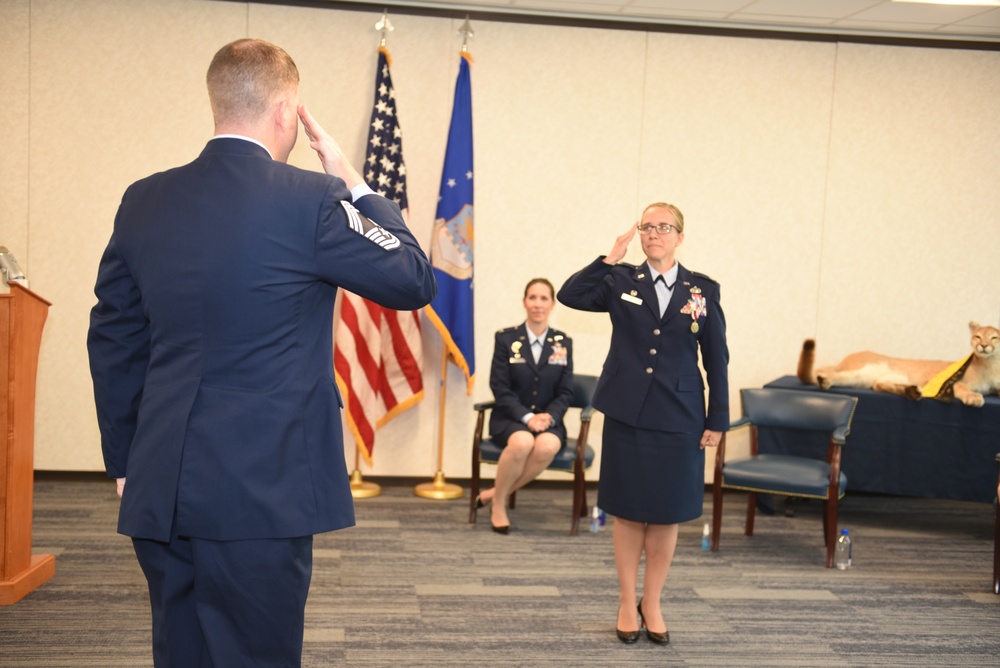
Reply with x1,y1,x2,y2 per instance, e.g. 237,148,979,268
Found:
797,322,1000,407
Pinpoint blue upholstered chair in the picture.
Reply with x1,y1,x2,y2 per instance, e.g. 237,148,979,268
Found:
711,388,858,568
468,374,598,535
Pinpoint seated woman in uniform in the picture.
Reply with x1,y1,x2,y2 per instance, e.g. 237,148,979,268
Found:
475,278,574,534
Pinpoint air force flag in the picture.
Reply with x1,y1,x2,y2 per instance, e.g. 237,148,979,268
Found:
426,53,475,392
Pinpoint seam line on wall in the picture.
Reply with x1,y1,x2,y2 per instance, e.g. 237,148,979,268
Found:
816,42,840,338
631,31,651,266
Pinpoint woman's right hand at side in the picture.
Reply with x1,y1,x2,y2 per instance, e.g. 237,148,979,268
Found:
603,223,637,265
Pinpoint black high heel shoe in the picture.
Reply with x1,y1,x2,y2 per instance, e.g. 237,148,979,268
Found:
475,494,486,509
637,598,669,645
616,606,640,644
487,496,508,533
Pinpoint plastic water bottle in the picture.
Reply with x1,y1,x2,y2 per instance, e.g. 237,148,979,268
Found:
588,506,605,532
834,529,852,570
701,522,711,551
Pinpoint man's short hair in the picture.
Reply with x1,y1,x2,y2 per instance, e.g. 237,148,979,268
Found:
207,38,300,126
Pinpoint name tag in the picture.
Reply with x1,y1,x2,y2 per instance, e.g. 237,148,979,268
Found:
620,292,642,305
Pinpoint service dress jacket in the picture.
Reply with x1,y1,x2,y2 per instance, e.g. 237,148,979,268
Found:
558,257,728,434
488,324,574,442
88,138,437,542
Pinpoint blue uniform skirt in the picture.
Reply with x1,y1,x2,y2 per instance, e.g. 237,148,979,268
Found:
597,416,705,525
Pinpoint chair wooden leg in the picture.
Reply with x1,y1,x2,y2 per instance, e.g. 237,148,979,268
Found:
711,483,723,552
570,467,587,536
744,492,757,536
994,498,999,594
994,463,999,593
824,499,839,569
570,483,581,537
822,501,829,547
468,465,480,524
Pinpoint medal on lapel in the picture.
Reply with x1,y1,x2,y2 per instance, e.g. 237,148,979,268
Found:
679,286,707,333
548,340,568,366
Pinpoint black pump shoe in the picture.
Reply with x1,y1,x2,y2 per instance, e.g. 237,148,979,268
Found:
616,607,640,644
638,599,670,645
491,522,510,535
616,628,640,644
475,494,486,509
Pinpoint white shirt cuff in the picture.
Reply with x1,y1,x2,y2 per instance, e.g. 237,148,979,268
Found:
350,183,376,202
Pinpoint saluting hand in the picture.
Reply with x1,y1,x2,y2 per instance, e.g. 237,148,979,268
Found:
298,104,363,190
603,224,637,265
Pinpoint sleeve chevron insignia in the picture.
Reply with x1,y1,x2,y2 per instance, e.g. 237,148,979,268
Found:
341,200,401,250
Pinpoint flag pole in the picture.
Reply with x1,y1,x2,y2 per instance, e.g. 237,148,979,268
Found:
350,448,381,499
414,341,463,499
416,26,474,501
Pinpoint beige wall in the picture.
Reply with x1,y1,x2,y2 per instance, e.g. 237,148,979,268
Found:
1,0,31,268
2,0,998,482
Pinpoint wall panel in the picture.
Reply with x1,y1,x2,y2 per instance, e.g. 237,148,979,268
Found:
6,1,998,481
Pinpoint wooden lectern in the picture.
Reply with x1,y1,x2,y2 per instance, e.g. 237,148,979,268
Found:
1,283,55,605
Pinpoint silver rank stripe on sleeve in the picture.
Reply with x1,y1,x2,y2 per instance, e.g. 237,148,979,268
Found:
340,200,401,250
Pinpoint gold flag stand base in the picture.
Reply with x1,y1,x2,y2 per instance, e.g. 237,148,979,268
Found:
350,469,382,499
414,470,463,500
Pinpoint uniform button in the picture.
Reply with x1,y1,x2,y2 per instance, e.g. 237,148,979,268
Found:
531,405,537,410
649,349,657,355
653,329,661,335
645,367,653,374
532,390,538,396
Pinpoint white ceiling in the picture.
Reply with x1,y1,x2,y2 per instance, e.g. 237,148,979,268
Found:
337,0,1000,43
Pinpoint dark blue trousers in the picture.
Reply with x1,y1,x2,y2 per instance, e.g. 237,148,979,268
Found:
132,528,313,668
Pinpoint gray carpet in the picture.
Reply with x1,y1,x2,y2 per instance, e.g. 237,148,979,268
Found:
1,474,998,667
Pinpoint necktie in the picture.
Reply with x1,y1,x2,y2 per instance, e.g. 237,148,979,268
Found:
654,275,672,317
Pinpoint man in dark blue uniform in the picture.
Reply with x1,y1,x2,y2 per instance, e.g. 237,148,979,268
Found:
87,38,436,666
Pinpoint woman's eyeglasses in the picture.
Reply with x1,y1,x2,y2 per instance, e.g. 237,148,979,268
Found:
637,223,677,235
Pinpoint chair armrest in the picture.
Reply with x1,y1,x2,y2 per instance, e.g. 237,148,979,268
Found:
580,405,595,421
473,401,495,412
729,416,751,431
833,425,851,444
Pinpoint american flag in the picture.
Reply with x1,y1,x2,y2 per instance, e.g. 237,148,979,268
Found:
334,46,424,465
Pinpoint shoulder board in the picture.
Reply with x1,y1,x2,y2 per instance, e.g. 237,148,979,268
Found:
496,326,517,334
690,271,719,285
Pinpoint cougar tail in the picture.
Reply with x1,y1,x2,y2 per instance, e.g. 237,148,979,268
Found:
797,339,817,385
